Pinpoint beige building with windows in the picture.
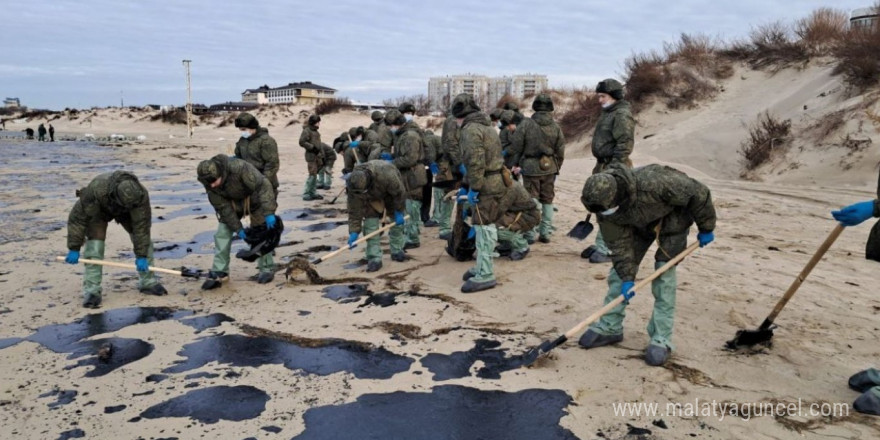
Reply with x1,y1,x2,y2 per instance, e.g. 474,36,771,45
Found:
851,7,879,29
428,74,548,112
241,81,337,106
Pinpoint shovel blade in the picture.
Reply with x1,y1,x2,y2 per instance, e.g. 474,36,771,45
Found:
725,327,774,349
180,267,204,279
567,221,594,240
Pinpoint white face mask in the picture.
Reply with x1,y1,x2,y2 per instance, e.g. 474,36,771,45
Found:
600,206,619,216
601,102,613,109
404,114,414,122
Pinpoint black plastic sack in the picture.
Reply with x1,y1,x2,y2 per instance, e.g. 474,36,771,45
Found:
867,219,880,263
236,217,285,262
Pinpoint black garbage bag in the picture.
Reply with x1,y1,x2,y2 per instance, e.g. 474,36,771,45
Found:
236,217,285,262
446,204,475,261
867,220,880,263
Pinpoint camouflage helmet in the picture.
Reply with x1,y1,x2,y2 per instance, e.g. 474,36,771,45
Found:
347,167,372,195
500,110,521,126
582,173,618,213
596,78,624,100
115,179,146,209
502,102,519,111
425,129,434,135
450,93,480,118
370,110,384,122
384,109,406,126
197,159,221,186
398,102,416,114
348,127,360,138
489,108,504,121
532,94,554,112
307,114,321,126
234,112,259,129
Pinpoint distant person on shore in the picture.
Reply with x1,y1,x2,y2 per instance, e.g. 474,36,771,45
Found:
233,113,279,199
48,123,55,142
37,123,47,141
25,127,34,139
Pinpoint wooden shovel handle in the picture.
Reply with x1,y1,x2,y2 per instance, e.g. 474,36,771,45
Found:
763,223,844,326
313,215,410,264
55,256,181,275
563,241,701,339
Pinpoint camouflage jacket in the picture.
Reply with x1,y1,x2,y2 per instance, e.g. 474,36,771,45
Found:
391,121,427,197
347,160,407,234
202,155,277,232
509,111,565,176
423,131,441,164
321,143,337,167
461,112,506,196
67,171,152,257
333,132,349,154
587,164,716,281
234,127,279,189
345,129,379,173
496,182,541,232
299,125,323,162
440,115,462,169
373,120,394,151
591,100,634,173
500,126,516,169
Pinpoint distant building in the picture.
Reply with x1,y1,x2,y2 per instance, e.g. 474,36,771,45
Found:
191,104,209,115
241,81,337,106
4,97,21,108
851,7,879,29
428,74,548,112
209,101,259,113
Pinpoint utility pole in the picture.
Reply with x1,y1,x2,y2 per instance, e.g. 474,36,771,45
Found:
182,59,193,138
120,90,124,108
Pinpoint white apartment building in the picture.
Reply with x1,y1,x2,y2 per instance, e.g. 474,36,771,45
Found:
428,74,548,112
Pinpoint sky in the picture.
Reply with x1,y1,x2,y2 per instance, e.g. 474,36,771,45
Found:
1,0,873,109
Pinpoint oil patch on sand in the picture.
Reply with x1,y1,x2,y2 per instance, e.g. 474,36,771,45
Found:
290,385,577,440
420,339,531,380
139,385,269,424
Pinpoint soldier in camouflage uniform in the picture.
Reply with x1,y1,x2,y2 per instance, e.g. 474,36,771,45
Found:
583,78,636,264
489,108,503,129
499,110,523,177
368,109,394,156
508,94,565,244
423,129,444,228
342,126,379,174
299,114,325,200
384,109,426,249
830,175,880,416
233,113,280,198
495,181,540,261
197,155,279,289
454,94,507,293
317,142,337,190
433,97,467,240
579,163,716,366
64,171,167,308
346,160,408,272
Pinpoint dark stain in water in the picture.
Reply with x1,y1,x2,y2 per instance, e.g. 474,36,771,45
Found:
140,385,270,424
148,230,218,260
178,313,235,333
64,337,154,377
291,385,577,440
420,339,530,381
299,221,346,232
104,404,127,414
154,203,211,223
184,372,219,380
282,207,344,221
321,284,370,303
56,429,86,440
162,333,413,380
39,389,77,409
0,337,22,349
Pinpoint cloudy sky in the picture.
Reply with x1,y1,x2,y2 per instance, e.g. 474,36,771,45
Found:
2,0,872,109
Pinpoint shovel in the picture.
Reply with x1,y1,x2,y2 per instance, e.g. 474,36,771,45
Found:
567,214,594,240
519,241,701,367
309,215,410,265
726,223,844,349
325,186,347,205
55,256,206,278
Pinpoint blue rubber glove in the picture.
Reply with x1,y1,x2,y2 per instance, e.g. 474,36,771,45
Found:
265,214,277,229
461,206,470,219
458,164,467,176
467,226,476,240
501,149,508,158
697,231,714,247
135,257,149,272
238,229,247,240
429,163,439,174
350,140,359,148
394,211,405,226
467,189,480,205
621,281,636,304
380,152,393,161
832,200,876,227
456,187,468,205
65,250,80,264
229,155,238,159
348,232,359,248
